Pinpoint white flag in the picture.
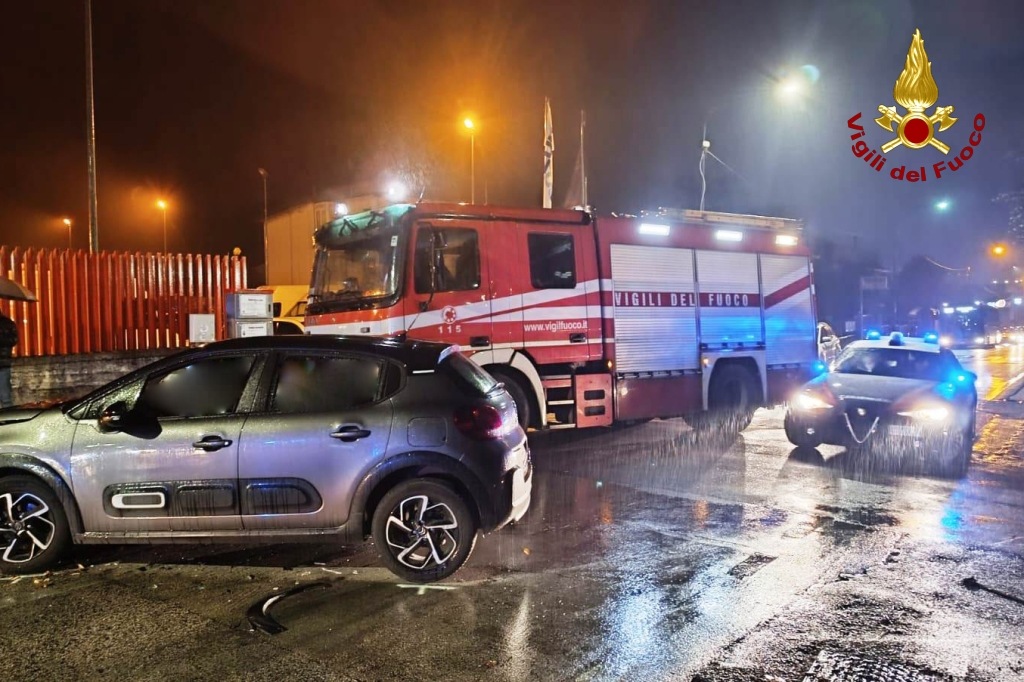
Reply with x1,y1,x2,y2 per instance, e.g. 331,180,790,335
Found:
543,97,554,209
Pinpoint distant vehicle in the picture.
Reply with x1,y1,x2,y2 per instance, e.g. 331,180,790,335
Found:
304,203,820,434
785,332,977,476
817,322,842,365
936,304,999,349
1001,326,1024,345
0,336,531,582
257,284,308,335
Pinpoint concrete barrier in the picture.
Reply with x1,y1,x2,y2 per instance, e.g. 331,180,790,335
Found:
11,350,178,406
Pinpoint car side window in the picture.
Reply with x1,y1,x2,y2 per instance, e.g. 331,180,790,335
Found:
414,227,480,294
271,355,384,413
136,356,256,418
528,233,576,289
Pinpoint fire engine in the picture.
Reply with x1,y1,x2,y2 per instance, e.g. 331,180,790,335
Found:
304,202,818,432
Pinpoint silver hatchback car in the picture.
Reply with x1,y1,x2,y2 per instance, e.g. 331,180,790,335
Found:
0,336,532,582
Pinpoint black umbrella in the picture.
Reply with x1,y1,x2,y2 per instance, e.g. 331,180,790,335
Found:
0,279,37,302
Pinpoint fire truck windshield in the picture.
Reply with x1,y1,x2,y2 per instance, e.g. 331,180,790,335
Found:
308,231,404,314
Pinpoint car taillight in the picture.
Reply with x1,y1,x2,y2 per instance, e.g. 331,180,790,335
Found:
454,404,507,440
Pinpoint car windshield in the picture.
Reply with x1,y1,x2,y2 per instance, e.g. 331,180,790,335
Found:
309,232,402,311
833,347,953,381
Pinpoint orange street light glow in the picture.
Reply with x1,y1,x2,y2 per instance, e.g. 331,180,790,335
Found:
156,199,168,210
463,117,474,130
62,218,71,227
992,244,1007,257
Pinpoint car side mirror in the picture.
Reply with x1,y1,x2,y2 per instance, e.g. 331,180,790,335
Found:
272,302,282,317
98,401,130,433
964,371,977,383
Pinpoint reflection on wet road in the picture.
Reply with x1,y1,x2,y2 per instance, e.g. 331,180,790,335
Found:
1,348,1023,680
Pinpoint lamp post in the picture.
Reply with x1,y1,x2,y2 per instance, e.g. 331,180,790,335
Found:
155,199,168,252
258,168,268,273
62,218,72,249
463,118,475,204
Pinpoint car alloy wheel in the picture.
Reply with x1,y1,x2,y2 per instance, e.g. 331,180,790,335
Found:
385,495,460,570
0,492,56,563
0,476,71,574
371,479,478,583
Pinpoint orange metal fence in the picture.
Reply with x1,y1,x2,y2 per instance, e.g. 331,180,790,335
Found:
0,248,247,358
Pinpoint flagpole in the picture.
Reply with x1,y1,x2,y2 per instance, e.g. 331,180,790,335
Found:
85,0,100,253
543,98,554,209
580,110,587,207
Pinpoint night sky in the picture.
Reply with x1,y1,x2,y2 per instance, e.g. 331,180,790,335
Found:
2,0,1022,278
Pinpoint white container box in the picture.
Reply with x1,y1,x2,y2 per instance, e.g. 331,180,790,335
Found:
226,291,273,319
228,319,273,338
188,314,217,344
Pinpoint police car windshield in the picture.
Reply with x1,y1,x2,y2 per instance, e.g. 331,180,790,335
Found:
833,347,952,381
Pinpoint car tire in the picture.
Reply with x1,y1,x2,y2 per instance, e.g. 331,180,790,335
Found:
690,365,760,434
371,479,478,583
0,476,71,575
784,414,823,449
948,417,975,478
488,369,533,431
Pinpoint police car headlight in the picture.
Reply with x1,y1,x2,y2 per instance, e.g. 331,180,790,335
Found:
793,393,834,411
897,405,950,422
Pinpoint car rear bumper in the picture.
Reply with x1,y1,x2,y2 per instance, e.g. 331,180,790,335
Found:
490,438,532,531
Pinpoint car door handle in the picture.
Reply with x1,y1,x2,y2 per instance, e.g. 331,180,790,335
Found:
330,426,372,442
469,336,490,348
569,333,587,343
192,436,233,451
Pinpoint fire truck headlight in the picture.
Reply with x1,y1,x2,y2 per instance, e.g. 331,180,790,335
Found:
639,223,670,236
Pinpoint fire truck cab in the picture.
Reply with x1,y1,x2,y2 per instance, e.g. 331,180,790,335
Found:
304,202,817,432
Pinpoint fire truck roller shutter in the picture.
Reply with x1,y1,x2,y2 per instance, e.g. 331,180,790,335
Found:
609,244,699,373
694,250,763,347
760,254,816,365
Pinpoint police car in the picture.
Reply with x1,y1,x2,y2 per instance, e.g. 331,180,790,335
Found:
784,331,977,475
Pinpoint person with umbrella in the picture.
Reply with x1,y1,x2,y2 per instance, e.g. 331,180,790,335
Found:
0,278,35,409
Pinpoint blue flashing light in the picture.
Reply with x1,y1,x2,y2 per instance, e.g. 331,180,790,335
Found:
811,360,828,376
936,382,956,400
923,332,939,344
865,329,881,340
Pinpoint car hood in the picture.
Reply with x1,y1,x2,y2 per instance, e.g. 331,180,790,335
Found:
825,373,937,404
0,407,45,426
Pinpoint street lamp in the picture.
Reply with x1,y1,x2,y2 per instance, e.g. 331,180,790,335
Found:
935,199,951,211
258,168,268,272
463,117,475,204
155,199,168,252
992,243,1008,257
62,218,72,249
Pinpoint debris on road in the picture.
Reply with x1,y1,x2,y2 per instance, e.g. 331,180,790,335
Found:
961,576,1024,606
247,581,332,635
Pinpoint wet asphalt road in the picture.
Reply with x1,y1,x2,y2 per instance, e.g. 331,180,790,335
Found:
2,348,1024,681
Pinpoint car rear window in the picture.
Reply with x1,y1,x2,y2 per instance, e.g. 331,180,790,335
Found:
439,351,498,395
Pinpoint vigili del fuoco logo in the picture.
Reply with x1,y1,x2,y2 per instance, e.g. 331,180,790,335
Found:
847,29,985,182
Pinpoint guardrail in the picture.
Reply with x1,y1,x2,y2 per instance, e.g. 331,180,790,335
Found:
1,247,246,357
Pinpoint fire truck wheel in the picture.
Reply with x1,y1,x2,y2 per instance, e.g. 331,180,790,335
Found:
488,369,534,431
706,364,759,432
